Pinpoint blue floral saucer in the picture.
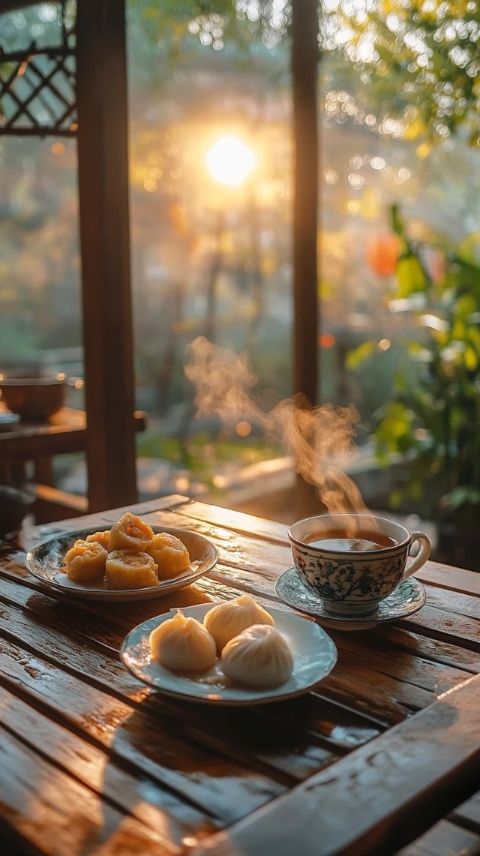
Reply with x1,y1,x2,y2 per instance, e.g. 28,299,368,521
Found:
275,568,426,631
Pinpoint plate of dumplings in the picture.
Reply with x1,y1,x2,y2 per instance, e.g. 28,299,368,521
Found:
121,594,338,704
26,512,217,602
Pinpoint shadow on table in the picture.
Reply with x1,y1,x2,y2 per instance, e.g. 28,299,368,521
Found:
96,690,328,848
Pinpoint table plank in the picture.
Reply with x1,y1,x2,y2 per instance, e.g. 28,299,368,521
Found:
450,789,480,832
399,605,480,653
0,634,289,824
397,819,480,856
1,689,211,850
0,722,171,856
0,587,353,783
0,406,146,462
418,562,480,598
176,500,290,544
194,675,480,856
172,500,480,597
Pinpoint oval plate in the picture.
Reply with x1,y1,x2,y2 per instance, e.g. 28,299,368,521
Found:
121,603,338,705
26,526,217,602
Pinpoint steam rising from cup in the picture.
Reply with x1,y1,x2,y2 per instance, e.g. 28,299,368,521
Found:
185,337,369,515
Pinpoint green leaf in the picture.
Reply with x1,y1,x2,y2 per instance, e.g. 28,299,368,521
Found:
346,341,376,370
390,204,405,237
396,255,428,297
443,487,480,510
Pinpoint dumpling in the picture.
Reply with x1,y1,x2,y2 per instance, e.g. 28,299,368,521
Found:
204,594,274,652
86,530,111,550
221,625,294,689
147,533,190,579
106,549,158,589
150,610,216,672
64,539,107,582
109,512,153,551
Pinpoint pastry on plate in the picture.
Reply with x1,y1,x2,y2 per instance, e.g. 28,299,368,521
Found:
64,539,107,583
147,532,190,579
85,530,111,550
109,512,154,552
106,549,158,589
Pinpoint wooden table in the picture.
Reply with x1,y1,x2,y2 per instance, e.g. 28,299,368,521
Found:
0,406,146,516
0,495,479,855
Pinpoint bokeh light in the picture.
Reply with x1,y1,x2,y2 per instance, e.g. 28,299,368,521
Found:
206,136,256,187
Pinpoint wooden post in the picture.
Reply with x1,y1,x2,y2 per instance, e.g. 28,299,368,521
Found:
291,0,319,405
291,0,320,516
76,0,137,511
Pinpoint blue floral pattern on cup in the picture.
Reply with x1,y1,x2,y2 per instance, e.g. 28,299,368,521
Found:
293,545,405,604
288,513,431,616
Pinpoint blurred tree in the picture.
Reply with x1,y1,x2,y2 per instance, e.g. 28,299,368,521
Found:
323,0,480,148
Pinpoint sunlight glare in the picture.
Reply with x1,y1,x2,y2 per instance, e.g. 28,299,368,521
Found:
206,136,256,187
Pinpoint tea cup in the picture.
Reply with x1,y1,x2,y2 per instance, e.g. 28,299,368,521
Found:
288,512,431,616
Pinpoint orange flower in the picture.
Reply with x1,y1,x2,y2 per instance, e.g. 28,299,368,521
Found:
366,233,401,276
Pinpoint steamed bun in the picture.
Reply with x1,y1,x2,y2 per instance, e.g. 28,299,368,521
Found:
204,594,274,652
221,624,294,689
150,610,216,672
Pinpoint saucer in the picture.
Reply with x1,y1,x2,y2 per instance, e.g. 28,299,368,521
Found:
275,568,426,631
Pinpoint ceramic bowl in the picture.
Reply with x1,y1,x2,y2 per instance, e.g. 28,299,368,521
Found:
0,375,65,421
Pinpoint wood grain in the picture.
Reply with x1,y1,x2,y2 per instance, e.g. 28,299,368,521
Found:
0,634,287,824
193,675,480,856
397,819,480,856
0,592,351,783
1,495,480,855
1,689,213,848
0,721,173,856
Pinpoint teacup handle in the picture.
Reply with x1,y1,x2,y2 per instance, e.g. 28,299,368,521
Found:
403,532,431,579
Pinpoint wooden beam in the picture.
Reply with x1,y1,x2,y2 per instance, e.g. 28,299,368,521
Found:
291,0,319,404
194,675,480,856
33,483,88,523
0,1,35,12
75,0,137,511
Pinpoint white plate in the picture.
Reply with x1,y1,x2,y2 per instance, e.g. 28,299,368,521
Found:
26,526,217,602
121,603,338,705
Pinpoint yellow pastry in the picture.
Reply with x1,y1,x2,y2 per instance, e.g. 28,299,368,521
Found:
64,539,107,583
86,530,111,550
147,533,190,579
105,549,158,589
109,512,154,551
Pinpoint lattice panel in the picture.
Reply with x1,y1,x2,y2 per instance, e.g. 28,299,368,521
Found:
0,2,76,137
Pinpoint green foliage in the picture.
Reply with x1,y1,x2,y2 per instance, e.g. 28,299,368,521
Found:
350,206,480,515
137,427,280,486
324,0,480,148
346,340,376,370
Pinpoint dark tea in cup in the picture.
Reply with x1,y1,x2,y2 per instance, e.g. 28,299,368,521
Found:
288,513,431,615
306,529,397,552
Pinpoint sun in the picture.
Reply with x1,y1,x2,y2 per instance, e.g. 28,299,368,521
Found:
205,135,256,187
